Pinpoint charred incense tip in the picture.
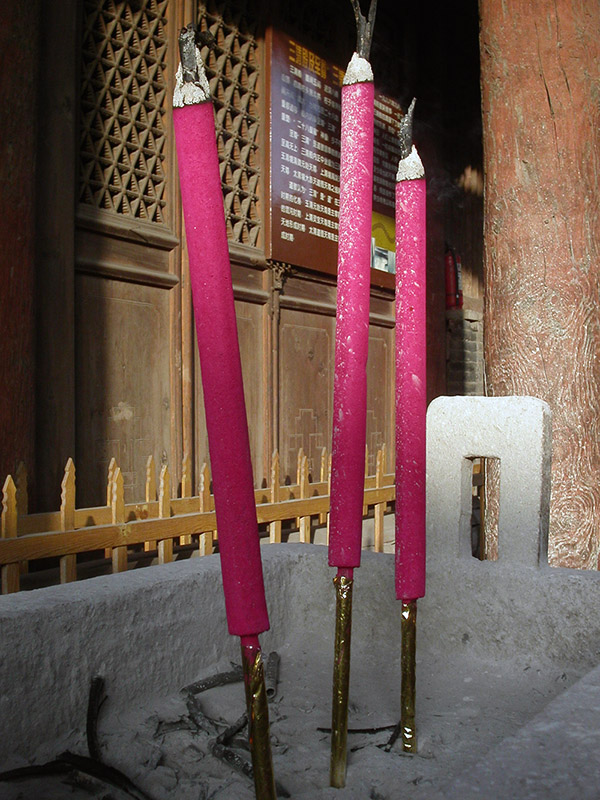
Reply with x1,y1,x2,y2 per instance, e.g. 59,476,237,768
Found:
399,97,416,161
396,99,424,182
350,0,378,61
179,24,198,83
173,23,210,107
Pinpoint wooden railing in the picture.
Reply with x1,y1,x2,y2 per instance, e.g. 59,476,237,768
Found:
1,446,394,594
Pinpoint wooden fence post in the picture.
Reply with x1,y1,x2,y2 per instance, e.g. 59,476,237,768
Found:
144,454,157,552
374,444,386,553
59,458,77,583
105,457,117,559
298,454,311,543
295,447,304,528
269,451,281,543
318,447,328,526
198,462,214,556
157,465,173,564
1,476,19,593
111,467,127,573
179,454,192,546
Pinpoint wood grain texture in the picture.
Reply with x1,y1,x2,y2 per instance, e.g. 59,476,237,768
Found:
480,0,600,568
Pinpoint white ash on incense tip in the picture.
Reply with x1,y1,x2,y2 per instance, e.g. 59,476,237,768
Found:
396,145,425,182
173,46,210,107
343,52,374,85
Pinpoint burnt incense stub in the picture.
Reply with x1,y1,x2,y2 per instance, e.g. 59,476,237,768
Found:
398,97,416,161
350,0,378,60
173,24,210,106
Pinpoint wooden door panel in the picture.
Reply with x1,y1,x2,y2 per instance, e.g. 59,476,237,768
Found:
367,329,394,473
75,275,172,506
278,310,334,483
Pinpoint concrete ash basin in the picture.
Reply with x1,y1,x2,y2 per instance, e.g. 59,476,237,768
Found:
1,541,600,799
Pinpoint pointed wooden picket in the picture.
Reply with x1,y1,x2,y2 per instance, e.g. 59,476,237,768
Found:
295,447,304,527
111,467,127,573
106,457,117,506
198,462,214,556
1,476,19,593
105,458,118,559
144,455,157,552
269,451,281,544
318,447,328,525
298,455,311,544
374,445,386,553
179,454,192,546
157,465,173,564
59,459,77,583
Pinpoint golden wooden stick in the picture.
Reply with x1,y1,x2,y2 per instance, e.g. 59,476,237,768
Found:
385,599,418,753
241,640,277,800
401,600,417,752
330,572,353,787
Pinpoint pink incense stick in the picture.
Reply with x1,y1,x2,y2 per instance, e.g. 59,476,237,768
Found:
328,59,374,574
395,147,427,604
328,1,377,784
173,29,275,799
172,33,268,640
387,99,426,756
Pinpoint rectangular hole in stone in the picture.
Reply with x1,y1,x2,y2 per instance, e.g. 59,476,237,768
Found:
470,457,500,560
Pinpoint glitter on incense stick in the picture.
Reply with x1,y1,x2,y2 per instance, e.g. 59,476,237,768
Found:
328,0,377,788
386,98,427,754
172,25,276,799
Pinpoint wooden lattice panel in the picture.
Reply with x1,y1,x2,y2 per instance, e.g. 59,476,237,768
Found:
198,1,261,246
79,0,169,223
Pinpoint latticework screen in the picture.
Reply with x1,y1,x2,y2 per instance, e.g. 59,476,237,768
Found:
79,0,169,224
197,1,261,247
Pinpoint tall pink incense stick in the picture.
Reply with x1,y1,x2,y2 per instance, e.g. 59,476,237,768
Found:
329,0,377,788
172,27,275,799
387,98,426,755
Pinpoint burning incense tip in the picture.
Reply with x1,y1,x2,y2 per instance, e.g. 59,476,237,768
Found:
396,145,425,182
350,0,378,60
398,97,416,161
173,24,210,107
343,52,374,85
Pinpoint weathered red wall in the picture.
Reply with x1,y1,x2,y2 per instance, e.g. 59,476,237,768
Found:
0,2,39,487
480,0,600,567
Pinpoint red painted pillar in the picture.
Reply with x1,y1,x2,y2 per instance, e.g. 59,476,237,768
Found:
480,0,600,567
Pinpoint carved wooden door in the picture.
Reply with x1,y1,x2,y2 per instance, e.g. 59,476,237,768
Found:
75,0,184,505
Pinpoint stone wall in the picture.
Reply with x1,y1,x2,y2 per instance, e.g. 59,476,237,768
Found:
446,308,484,396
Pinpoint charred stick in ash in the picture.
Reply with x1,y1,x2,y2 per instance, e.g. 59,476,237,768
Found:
318,724,398,734
184,691,220,736
0,752,157,800
0,761,73,781
211,741,254,780
86,674,106,761
211,742,291,799
265,651,281,700
215,712,248,745
182,665,244,695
